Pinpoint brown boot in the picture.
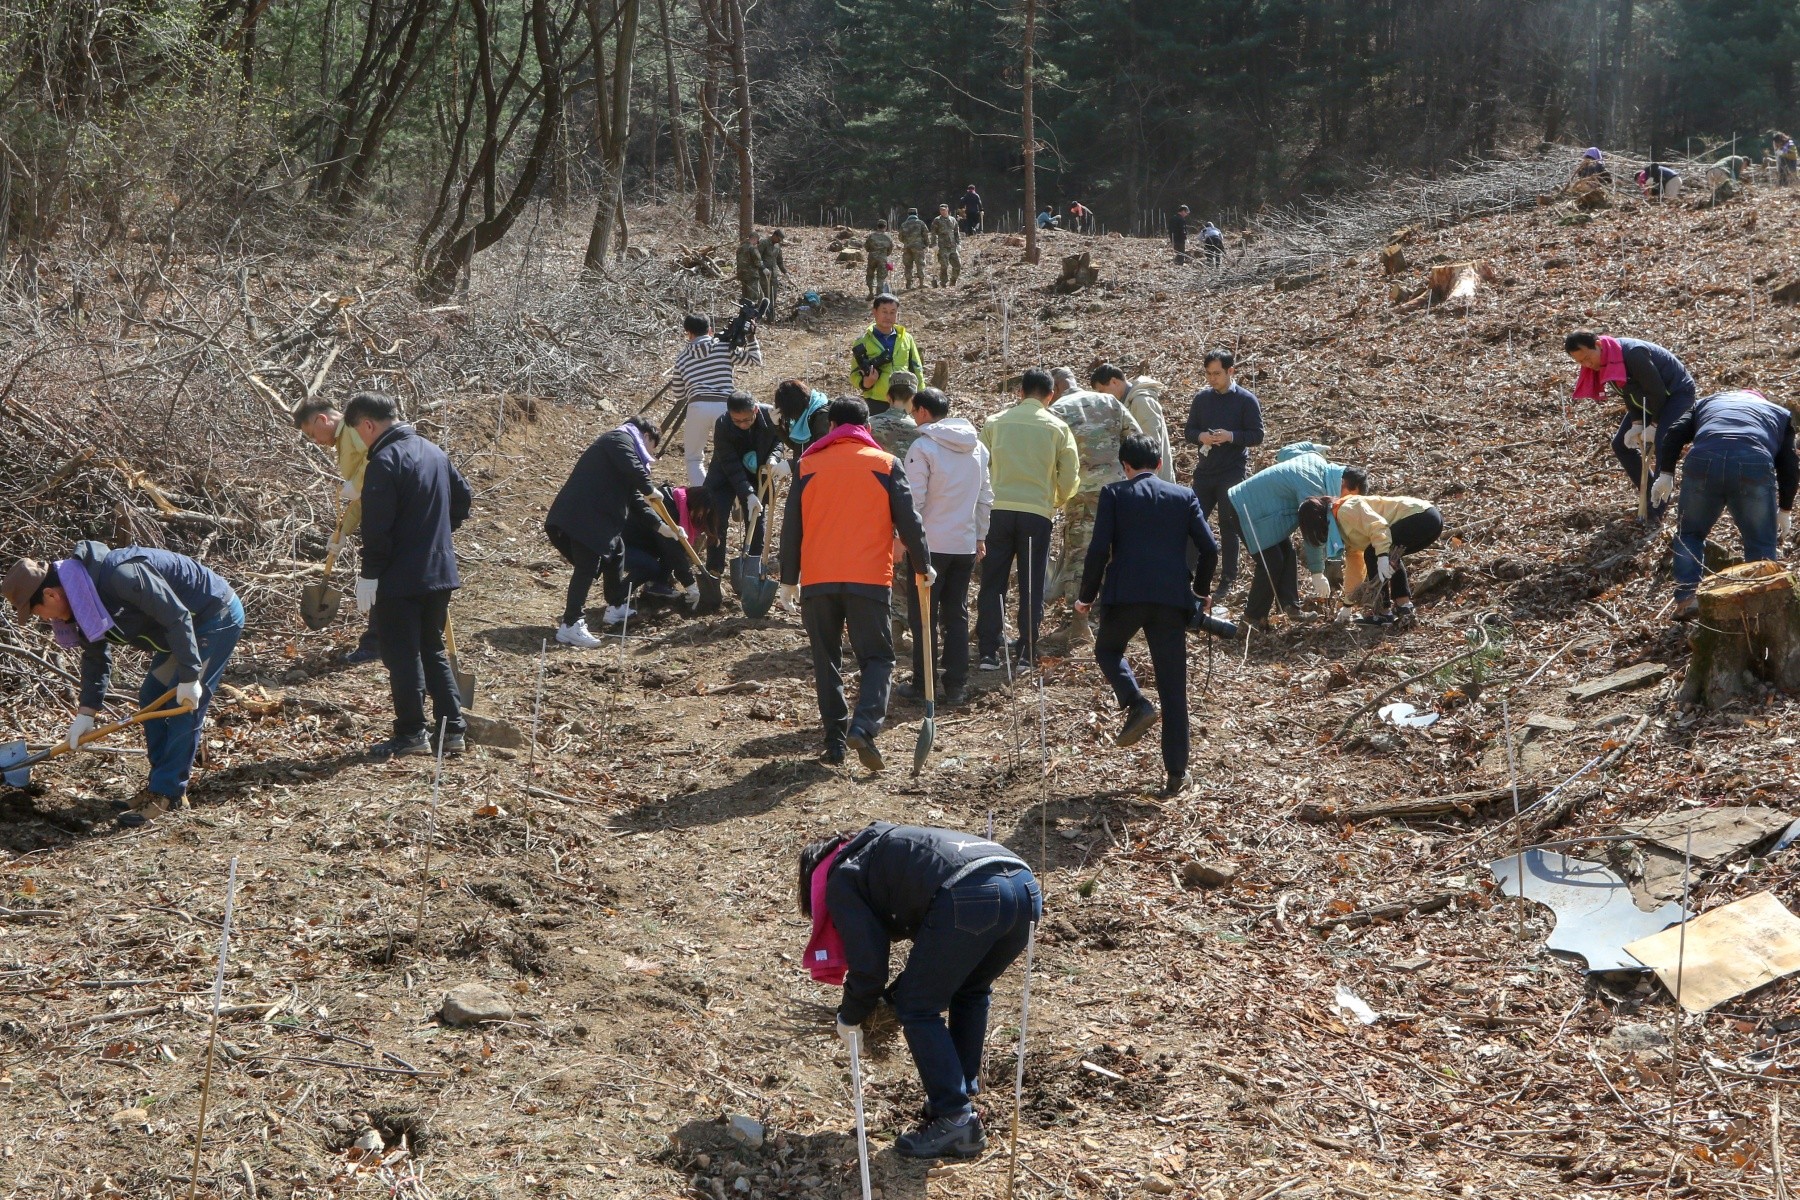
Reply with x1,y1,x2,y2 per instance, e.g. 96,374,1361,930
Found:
110,786,162,814
115,791,181,829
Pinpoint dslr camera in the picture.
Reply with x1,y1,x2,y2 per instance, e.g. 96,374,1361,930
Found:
720,297,769,348
1189,607,1238,639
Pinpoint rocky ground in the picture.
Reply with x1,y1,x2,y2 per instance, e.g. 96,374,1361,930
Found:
2,176,1800,1199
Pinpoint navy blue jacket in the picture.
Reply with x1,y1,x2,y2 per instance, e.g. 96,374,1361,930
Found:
1183,383,1264,477
1078,472,1219,613
706,405,784,501
67,541,235,709
1659,390,1800,509
1617,337,1697,422
360,424,471,597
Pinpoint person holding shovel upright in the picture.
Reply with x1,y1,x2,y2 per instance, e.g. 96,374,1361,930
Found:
347,392,473,760
4,542,243,827
778,396,931,771
294,398,381,663
704,391,786,577
1565,330,1697,521
798,823,1041,1160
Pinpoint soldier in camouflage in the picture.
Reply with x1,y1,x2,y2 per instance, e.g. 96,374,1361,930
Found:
898,207,930,291
930,204,961,287
736,237,765,303
758,229,787,316
1047,369,1142,642
871,370,925,648
863,220,895,298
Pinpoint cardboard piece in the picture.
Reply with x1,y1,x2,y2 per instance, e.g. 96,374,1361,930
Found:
1490,849,1688,972
1624,891,1800,1013
1625,807,1792,903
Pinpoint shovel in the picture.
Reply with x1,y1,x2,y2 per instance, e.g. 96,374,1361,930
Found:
912,572,936,776
1,688,195,788
733,467,781,618
645,493,723,613
442,615,476,709
300,506,356,631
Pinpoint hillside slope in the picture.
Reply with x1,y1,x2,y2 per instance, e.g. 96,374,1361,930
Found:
2,180,1799,1200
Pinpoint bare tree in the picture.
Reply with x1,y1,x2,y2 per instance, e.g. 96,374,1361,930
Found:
656,0,692,193
1020,0,1039,264
696,0,753,239
584,0,641,269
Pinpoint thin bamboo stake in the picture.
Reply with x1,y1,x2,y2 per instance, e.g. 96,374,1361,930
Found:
185,856,240,1200
415,717,447,939
1004,922,1037,1200
1670,829,1693,1133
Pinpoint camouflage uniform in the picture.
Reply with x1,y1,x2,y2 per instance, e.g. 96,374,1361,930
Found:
898,211,930,290
735,241,765,303
870,371,924,641
757,233,787,314
863,228,894,297
1047,389,1142,612
930,213,961,286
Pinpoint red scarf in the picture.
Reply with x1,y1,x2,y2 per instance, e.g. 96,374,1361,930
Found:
803,846,848,984
1571,336,1627,402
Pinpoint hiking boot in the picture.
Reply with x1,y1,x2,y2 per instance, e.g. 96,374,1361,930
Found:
370,732,431,760
1162,771,1192,798
978,654,1004,672
892,680,924,702
895,1112,987,1160
944,684,972,708
433,728,467,756
557,619,603,649
115,790,181,829
1116,699,1159,748
819,744,847,766
1356,611,1398,627
1281,606,1318,624
847,729,885,773
343,644,381,665
601,604,636,626
1673,595,1700,621
110,786,168,814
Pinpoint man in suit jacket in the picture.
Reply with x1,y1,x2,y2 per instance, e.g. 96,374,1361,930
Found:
348,392,474,759
1076,434,1219,797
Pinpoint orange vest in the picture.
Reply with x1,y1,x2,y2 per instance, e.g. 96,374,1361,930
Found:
797,434,900,588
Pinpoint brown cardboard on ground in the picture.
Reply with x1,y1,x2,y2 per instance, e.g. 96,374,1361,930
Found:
1624,892,1800,1013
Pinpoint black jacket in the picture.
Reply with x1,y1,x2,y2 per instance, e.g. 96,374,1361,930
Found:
1184,383,1264,478
705,405,784,501
67,541,235,709
825,823,1028,1023
1078,473,1218,612
546,429,657,554
360,424,472,597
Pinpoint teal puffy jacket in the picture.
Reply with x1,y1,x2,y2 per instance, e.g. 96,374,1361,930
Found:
1227,443,1346,568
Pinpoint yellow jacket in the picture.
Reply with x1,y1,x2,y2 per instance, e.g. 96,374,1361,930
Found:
336,421,369,532
1337,495,1432,594
979,400,1081,519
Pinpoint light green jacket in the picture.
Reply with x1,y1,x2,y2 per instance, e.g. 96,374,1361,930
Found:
979,400,1081,519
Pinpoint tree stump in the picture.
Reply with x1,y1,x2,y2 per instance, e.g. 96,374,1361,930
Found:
1054,251,1099,293
1381,244,1407,276
1683,561,1800,707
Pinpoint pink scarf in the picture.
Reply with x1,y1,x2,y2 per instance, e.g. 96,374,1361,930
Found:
671,487,704,543
1571,336,1627,402
800,424,881,460
803,846,848,984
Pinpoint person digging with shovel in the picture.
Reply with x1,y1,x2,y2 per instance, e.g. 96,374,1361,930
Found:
1565,330,1697,521
799,823,1041,1161
778,396,931,771
703,391,786,578
294,398,380,663
4,542,243,826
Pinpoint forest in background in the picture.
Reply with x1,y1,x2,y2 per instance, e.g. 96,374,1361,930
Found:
4,0,1800,295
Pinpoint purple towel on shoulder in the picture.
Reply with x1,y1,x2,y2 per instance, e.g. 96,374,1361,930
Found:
48,558,114,649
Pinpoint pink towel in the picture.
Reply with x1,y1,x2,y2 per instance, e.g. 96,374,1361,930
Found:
803,846,848,984
1571,335,1627,402
800,424,881,460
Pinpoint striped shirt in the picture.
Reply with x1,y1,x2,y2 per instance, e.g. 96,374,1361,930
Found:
672,335,763,403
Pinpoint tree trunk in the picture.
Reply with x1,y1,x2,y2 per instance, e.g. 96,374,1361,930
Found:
693,0,718,226
724,0,753,241
1682,562,1800,708
657,0,690,192
1020,0,1038,265
585,0,641,270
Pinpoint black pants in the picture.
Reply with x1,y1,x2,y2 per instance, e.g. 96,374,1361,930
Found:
621,511,697,598
975,510,1053,660
960,215,981,236
375,589,465,740
1244,537,1300,622
1171,232,1187,261
801,591,894,749
704,483,766,575
906,552,976,691
547,522,612,625
1365,507,1443,603
1192,466,1244,595
1094,603,1190,779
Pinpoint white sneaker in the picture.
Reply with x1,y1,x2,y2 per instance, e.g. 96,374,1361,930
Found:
600,605,636,627
557,619,604,649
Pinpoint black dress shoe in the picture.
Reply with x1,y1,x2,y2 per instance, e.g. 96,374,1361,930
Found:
1162,771,1191,798
943,685,971,707
847,729,885,773
819,744,847,766
1116,699,1159,748
892,681,924,702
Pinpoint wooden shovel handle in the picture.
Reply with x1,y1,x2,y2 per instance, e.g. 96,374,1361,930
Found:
320,503,357,577
47,688,196,763
443,615,458,660
916,574,936,704
646,493,707,572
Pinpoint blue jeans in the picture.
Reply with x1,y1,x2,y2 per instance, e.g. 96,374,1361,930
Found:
139,595,243,797
891,866,1042,1119
1673,443,1780,599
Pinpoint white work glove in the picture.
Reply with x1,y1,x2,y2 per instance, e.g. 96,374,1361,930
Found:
657,521,681,541
778,583,799,612
1781,510,1794,536
354,576,378,614
1650,474,1675,508
1621,423,1643,451
339,479,359,504
175,681,203,709
325,533,343,557
65,713,96,752
836,1019,862,1051
1333,607,1354,624
769,456,792,480
684,582,702,610
1309,572,1331,600
1376,555,1396,582
746,495,764,525
923,564,939,587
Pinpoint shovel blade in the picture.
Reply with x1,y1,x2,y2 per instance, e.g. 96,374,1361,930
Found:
911,705,936,776
729,556,753,595
740,576,779,618
300,583,342,631
697,572,724,614
452,665,476,710
0,739,31,788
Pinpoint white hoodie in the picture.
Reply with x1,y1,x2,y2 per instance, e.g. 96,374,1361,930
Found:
903,417,994,556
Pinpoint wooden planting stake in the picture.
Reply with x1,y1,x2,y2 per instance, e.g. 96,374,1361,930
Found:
186,856,240,1200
